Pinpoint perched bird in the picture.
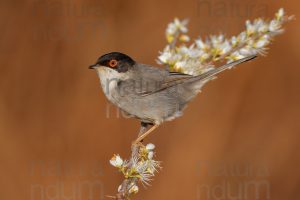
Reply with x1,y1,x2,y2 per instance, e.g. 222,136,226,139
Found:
89,52,256,143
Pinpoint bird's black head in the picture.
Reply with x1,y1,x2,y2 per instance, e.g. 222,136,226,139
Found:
89,52,136,73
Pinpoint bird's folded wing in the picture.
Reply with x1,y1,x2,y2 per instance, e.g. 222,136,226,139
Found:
138,73,193,96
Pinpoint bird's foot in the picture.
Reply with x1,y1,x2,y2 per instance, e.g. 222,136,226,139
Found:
131,140,144,148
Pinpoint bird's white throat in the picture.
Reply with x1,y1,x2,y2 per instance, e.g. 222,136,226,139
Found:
95,67,125,102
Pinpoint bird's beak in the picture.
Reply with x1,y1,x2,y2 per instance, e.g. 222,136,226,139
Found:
89,63,99,69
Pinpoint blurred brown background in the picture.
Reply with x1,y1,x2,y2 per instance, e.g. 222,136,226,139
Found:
0,0,299,199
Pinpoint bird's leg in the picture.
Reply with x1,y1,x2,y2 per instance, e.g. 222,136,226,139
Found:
131,123,150,165
132,122,149,149
138,122,149,138
134,124,159,144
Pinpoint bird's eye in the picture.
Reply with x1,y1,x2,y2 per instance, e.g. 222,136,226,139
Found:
109,59,118,68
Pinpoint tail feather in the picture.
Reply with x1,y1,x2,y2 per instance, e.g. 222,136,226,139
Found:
194,55,257,82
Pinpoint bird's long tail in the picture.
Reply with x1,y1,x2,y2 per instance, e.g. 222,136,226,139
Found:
194,54,257,82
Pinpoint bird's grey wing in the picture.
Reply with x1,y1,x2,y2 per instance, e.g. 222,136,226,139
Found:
139,55,257,96
115,65,199,97
115,64,167,97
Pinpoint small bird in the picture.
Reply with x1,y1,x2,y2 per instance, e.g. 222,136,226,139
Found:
89,52,256,144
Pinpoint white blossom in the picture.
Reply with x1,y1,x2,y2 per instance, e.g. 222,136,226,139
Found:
238,31,247,43
117,184,122,192
148,151,154,159
173,18,188,33
179,35,190,42
146,143,155,151
227,52,245,63
254,37,269,48
218,39,232,54
269,19,283,33
166,18,189,43
239,46,257,56
195,38,208,50
231,36,238,46
128,184,139,194
109,154,123,168
158,50,173,63
276,8,284,20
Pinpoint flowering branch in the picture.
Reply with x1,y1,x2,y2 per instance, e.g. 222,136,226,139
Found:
107,143,161,199
158,8,294,75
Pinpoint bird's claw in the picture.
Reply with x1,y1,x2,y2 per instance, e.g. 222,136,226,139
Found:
132,140,144,148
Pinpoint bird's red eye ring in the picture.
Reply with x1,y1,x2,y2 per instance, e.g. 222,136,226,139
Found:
109,59,118,68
